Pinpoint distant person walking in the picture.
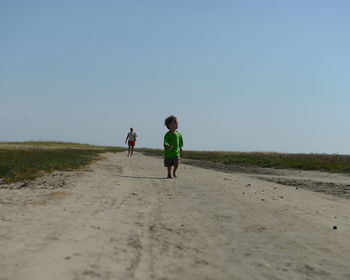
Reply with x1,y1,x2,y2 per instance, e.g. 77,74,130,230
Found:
125,128,137,157
164,115,183,179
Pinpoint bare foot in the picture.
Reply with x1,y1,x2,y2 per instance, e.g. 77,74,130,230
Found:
167,175,173,179
173,173,177,178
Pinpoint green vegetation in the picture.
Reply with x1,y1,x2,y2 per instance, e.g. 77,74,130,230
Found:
0,141,114,150
0,142,125,182
137,148,350,174
3,142,349,183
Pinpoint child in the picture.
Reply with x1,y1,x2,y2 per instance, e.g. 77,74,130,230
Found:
164,115,183,179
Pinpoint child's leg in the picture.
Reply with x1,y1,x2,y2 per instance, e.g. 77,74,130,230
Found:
173,164,178,178
167,166,172,178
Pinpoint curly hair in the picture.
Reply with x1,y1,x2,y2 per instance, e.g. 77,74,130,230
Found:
164,115,177,129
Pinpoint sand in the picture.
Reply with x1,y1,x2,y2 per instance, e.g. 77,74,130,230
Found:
0,152,349,280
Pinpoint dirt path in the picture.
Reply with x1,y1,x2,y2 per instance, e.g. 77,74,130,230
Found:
1,152,350,280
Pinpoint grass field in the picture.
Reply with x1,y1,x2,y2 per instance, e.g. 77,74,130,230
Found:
0,141,113,150
0,142,125,182
2,142,350,183
137,148,350,174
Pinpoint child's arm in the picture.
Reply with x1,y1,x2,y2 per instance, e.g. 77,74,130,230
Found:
179,134,184,153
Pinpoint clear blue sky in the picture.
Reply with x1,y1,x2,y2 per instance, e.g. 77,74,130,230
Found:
1,0,349,153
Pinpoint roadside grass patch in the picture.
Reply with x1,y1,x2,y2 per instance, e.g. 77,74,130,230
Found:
0,142,125,182
137,148,350,174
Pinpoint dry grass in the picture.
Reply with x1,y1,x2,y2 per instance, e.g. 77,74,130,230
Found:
0,142,125,182
137,148,350,174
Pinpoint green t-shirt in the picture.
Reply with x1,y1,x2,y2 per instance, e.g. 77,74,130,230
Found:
164,131,183,159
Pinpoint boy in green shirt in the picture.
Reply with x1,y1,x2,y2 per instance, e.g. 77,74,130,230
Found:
164,115,184,179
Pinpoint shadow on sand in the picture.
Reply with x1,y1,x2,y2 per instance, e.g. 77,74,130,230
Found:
119,175,167,180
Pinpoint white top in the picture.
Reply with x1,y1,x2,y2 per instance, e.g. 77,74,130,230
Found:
127,132,137,141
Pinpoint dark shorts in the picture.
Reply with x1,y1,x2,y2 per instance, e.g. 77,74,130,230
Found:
128,140,136,147
164,157,180,167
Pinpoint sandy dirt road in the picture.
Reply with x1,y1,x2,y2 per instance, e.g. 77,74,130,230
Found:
1,152,350,280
